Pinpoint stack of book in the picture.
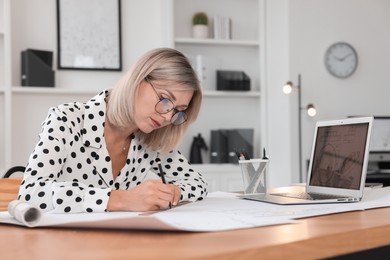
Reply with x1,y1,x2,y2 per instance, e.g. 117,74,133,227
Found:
212,16,231,40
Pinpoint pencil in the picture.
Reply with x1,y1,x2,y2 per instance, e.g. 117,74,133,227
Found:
156,158,167,184
156,157,171,208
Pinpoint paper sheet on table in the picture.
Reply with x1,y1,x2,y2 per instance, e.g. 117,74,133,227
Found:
1,187,390,232
0,192,294,232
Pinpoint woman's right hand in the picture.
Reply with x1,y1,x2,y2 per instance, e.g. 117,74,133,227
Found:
106,180,181,212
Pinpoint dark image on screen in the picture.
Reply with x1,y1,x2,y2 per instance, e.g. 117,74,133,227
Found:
309,123,369,190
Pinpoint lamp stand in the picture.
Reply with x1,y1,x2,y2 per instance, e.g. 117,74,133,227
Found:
297,74,303,183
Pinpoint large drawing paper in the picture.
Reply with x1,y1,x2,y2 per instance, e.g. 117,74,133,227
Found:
1,189,390,232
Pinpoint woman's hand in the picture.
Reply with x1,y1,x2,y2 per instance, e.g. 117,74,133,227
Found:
107,180,181,212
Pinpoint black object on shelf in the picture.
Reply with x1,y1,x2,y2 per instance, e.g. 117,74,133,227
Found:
210,128,253,164
21,49,55,87
189,133,208,164
226,129,253,163
217,70,250,91
366,171,390,187
210,130,228,163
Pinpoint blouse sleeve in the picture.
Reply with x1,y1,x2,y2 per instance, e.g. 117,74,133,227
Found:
158,150,208,202
18,108,111,213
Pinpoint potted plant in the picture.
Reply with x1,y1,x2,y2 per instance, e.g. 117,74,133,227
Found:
192,12,209,39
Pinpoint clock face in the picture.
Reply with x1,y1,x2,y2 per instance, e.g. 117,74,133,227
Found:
324,42,358,78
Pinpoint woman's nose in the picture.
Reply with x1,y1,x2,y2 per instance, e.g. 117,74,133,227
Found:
160,109,175,122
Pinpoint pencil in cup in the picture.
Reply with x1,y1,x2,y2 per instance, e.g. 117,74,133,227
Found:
238,158,269,194
235,150,256,180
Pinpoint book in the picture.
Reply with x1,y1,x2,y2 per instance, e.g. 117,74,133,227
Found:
213,16,231,40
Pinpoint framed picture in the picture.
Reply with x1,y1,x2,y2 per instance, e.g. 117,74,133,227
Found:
56,0,122,71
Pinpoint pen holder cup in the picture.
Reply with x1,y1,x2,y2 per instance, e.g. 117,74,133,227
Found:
239,158,269,194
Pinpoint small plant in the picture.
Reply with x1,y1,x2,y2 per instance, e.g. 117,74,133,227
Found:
192,12,208,25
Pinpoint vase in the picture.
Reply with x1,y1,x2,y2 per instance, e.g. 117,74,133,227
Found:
192,25,209,39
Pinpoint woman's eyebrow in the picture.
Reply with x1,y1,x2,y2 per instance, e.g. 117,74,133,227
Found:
163,89,176,102
176,104,189,110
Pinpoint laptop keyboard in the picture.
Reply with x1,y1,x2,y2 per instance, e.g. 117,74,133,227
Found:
271,192,348,200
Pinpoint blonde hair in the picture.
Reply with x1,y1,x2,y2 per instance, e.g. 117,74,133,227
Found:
106,48,202,153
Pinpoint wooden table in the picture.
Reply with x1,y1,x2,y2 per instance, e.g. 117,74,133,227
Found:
0,177,21,211
1,177,390,259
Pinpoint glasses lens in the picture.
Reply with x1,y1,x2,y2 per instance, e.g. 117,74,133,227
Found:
171,111,188,126
155,99,174,114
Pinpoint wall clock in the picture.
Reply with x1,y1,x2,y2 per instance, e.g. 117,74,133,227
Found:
324,42,358,78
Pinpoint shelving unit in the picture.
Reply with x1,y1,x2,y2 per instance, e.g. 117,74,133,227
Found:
0,0,115,174
10,89,100,169
0,0,267,192
11,86,99,95
175,37,259,47
0,0,5,164
173,0,264,169
0,0,11,174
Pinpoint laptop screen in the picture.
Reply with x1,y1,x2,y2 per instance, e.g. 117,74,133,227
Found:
308,122,370,190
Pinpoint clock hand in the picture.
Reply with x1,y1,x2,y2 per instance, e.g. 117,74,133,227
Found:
340,53,353,61
334,56,343,61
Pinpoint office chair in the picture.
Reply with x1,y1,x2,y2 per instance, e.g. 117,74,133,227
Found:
3,166,26,178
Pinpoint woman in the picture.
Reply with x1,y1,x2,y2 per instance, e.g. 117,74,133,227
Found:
18,48,208,213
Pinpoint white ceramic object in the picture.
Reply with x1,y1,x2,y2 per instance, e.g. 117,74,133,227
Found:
192,24,209,39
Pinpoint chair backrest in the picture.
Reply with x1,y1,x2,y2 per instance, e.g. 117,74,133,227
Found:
3,166,26,178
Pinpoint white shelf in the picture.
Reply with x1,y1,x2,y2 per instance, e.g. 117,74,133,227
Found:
11,87,260,98
175,37,259,47
11,86,100,95
192,163,243,192
203,90,260,97
193,163,240,173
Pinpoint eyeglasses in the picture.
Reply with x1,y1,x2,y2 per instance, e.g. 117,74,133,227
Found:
147,80,188,126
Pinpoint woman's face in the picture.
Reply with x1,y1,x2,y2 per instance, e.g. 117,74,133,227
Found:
134,80,194,133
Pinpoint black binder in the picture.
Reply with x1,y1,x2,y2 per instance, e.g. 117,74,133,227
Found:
21,49,55,87
210,130,228,163
227,129,254,163
210,128,254,164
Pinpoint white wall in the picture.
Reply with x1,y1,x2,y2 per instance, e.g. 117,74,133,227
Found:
8,0,390,187
263,0,295,187
289,0,390,181
9,0,173,166
10,0,171,89
264,0,390,186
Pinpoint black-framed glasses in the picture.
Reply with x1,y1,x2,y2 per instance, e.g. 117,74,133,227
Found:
147,79,188,126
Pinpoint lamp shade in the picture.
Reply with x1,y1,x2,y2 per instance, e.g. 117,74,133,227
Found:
283,81,293,94
307,104,317,117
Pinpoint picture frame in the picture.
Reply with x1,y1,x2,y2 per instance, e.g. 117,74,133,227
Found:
56,0,122,71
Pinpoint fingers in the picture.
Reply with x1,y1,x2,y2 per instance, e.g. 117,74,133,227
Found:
156,183,181,209
157,184,174,209
171,185,181,206
107,181,181,212
114,180,180,211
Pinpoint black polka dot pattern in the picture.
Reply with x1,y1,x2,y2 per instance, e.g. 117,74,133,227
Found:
18,90,208,213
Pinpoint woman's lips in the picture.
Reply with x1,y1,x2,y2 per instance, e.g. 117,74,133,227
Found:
151,118,161,128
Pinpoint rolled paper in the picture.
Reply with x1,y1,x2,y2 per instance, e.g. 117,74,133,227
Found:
8,200,42,227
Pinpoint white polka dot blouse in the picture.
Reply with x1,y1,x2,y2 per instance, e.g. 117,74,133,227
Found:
18,90,208,213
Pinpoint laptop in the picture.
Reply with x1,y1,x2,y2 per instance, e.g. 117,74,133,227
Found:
241,116,373,205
